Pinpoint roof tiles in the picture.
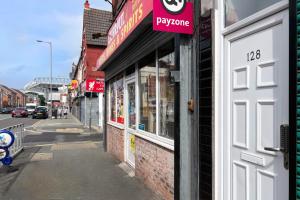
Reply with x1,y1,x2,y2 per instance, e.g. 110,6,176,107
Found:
84,8,112,46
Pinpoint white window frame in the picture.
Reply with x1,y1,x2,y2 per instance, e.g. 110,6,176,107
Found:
135,47,175,149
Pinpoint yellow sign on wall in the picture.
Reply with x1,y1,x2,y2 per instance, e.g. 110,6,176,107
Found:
130,135,135,153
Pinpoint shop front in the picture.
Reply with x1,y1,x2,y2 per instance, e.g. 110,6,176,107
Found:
95,0,186,199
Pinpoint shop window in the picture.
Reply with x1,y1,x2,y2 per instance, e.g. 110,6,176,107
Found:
138,52,156,134
110,83,116,122
225,0,282,26
128,82,136,129
158,42,175,140
116,78,124,124
109,76,124,124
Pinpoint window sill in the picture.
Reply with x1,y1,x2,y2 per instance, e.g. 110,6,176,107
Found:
107,121,125,130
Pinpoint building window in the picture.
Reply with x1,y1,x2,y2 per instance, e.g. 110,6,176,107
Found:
138,52,156,134
158,42,175,140
137,40,176,141
110,83,116,122
128,82,136,129
109,75,124,124
225,0,282,26
116,78,124,124
108,40,176,144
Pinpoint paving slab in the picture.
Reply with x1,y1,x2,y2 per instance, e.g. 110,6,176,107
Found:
0,142,159,200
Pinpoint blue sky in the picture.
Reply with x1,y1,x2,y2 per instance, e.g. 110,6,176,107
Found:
0,0,111,89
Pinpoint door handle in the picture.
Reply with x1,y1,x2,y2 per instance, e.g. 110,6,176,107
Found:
264,124,289,170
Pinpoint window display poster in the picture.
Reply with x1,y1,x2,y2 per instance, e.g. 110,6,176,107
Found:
110,86,116,122
116,80,124,124
130,134,135,153
139,124,145,131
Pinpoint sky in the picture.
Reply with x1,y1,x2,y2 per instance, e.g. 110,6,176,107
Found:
0,0,111,89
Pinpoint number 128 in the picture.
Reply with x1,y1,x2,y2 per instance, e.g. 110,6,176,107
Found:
247,50,261,62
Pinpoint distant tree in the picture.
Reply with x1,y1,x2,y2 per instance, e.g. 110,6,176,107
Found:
38,95,46,106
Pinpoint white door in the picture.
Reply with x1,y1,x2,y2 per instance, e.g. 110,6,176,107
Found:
125,79,136,167
223,10,289,200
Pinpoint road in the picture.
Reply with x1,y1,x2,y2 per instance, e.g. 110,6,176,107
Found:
0,116,40,129
0,114,11,121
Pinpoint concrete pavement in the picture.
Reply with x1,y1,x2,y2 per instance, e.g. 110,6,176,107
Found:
0,115,159,200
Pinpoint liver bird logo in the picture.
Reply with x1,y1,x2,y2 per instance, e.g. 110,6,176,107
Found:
89,81,95,91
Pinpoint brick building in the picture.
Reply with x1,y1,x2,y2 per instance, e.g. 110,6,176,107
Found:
11,88,26,107
0,85,15,108
0,85,27,109
70,1,111,129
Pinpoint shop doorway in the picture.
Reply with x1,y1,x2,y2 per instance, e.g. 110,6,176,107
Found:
125,78,136,167
222,8,289,200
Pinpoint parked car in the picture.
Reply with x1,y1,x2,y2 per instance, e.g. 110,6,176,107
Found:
0,107,13,114
26,103,37,115
37,106,48,112
32,107,48,119
11,107,28,118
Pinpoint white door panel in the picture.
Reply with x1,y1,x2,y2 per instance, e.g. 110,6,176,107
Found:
223,10,289,200
125,80,136,168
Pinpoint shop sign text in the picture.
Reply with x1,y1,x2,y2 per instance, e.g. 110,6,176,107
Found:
97,0,153,69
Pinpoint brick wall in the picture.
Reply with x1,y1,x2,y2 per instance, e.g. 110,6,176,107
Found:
135,136,174,200
85,47,104,71
107,124,125,161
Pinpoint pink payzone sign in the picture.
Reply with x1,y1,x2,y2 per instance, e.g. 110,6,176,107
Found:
153,0,193,34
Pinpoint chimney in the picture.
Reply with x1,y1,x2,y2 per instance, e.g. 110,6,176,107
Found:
84,0,90,9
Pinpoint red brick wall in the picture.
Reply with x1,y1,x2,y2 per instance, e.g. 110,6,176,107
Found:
107,124,125,161
86,47,104,71
135,136,174,200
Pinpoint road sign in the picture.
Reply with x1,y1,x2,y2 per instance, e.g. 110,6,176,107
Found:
86,79,105,93
0,129,15,166
0,130,15,148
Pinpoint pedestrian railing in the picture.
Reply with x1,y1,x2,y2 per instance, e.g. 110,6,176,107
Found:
2,123,25,157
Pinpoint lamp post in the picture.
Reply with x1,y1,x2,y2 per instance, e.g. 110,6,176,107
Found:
36,40,53,118
104,0,112,6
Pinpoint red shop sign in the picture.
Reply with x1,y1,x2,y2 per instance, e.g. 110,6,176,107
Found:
153,0,194,34
96,0,153,70
86,79,105,93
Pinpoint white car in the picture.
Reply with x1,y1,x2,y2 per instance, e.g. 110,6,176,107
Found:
25,105,37,115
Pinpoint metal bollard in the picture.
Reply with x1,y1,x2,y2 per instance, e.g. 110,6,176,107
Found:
1,124,25,158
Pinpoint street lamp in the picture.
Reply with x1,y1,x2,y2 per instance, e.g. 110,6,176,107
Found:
104,0,112,6
36,40,53,118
